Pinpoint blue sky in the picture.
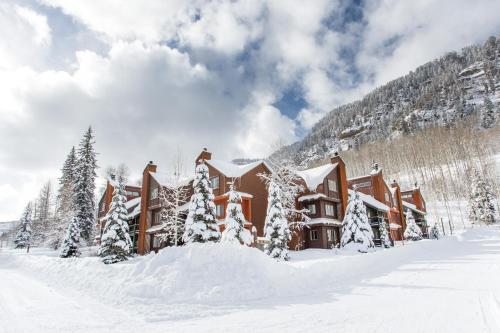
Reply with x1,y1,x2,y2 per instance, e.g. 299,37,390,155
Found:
0,0,499,220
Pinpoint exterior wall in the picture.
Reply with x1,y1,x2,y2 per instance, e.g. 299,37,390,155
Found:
138,162,157,255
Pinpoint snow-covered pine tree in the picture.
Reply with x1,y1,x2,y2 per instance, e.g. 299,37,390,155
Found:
73,127,98,244
468,169,496,225
480,97,496,129
14,203,33,249
48,147,77,250
59,214,81,258
340,188,374,253
98,182,133,264
221,183,252,245
157,183,188,246
264,178,291,260
182,161,220,243
403,211,423,241
379,221,391,248
430,224,440,240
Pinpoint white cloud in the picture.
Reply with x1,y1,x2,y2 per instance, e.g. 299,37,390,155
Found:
237,92,297,157
0,2,51,69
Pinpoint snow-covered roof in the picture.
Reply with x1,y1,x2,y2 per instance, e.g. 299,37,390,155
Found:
347,174,371,182
296,163,338,191
304,218,342,226
349,189,389,212
125,197,141,219
124,197,141,210
402,201,426,215
206,159,269,178
298,193,328,202
150,172,193,188
389,223,402,229
146,224,164,234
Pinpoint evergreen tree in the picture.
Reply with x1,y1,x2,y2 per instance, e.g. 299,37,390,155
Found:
404,211,423,241
264,179,290,260
73,127,98,244
98,182,133,264
221,184,252,245
480,97,496,129
340,189,374,253
430,224,440,240
59,214,81,258
379,221,391,248
182,161,220,243
14,203,33,249
468,169,497,225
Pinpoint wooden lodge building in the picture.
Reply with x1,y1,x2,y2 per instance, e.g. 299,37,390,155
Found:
292,153,349,250
96,152,429,255
401,184,429,237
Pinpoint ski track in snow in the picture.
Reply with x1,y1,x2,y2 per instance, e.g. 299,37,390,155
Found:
1,227,500,332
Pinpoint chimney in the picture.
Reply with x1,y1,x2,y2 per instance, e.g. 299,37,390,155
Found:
196,148,212,165
330,152,348,220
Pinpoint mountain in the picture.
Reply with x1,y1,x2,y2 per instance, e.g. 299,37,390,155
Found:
274,36,499,167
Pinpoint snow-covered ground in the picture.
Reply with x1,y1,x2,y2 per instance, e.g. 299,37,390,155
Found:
2,227,500,332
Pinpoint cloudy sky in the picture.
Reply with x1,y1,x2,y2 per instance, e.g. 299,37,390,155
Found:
1,0,499,220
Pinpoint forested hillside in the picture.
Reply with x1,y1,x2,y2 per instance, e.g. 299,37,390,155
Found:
275,36,500,168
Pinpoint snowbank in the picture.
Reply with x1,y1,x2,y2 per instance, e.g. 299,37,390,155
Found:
2,243,298,307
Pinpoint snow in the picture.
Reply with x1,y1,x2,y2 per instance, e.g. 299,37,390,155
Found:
3,227,500,332
348,188,389,212
125,197,141,219
149,171,193,188
206,159,268,178
220,191,253,199
297,193,327,202
146,224,164,234
304,217,342,226
402,200,426,215
296,163,338,191
389,223,402,229
0,227,500,333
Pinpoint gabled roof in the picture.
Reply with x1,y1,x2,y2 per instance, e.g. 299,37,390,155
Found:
402,201,426,215
206,159,270,178
296,163,338,191
149,172,193,188
349,189,389,212
347,174,371,182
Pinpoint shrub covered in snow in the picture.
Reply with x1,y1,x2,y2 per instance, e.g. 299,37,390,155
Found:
221,184,252,245
430,224,440,240
404,211,423,241
264,179,291,260
341,189,374,253
59,215,81,258
183,161,221,243
379,221,392,248
98,183,133,264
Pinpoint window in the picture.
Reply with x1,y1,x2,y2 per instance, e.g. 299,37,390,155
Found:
216,204,224,218
127,191,139,197
325,203,335,217
327,229,334,242
150,187,158,200
356,181,371,189
153,236,161,248
328,179,337,192
210,176,220,189
310,230,318,240
307,204,316,215
153,211,161,225
385,192,390,203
